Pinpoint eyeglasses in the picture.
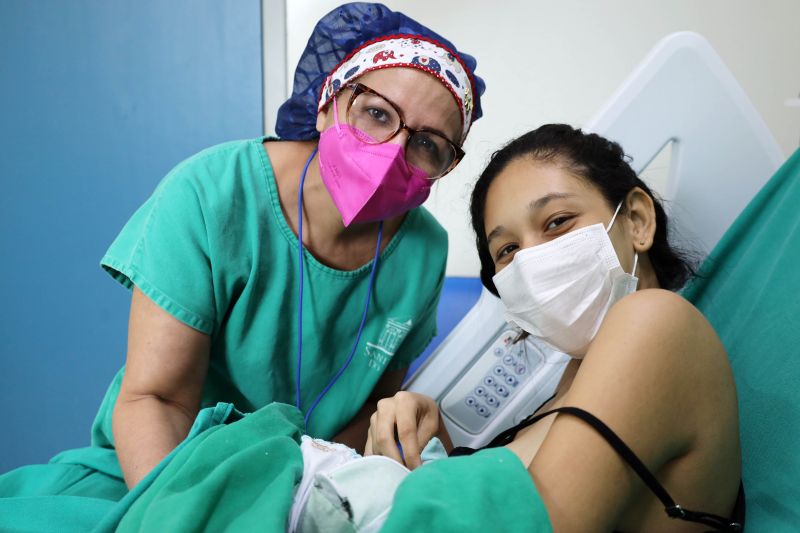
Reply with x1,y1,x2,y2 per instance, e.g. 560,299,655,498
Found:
343,83,465,180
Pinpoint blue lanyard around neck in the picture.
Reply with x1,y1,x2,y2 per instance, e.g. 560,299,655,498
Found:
295,148,384,429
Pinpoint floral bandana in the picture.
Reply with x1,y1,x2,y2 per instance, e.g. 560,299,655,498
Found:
317,35,476,142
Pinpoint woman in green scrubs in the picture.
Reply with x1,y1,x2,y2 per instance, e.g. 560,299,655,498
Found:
0,2,485,529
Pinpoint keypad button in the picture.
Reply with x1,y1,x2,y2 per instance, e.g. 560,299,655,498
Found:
496,385,509,397
504,375,518,387
475,386,487,396
515,364,527,375
484,376,496,386
493,365,505,376
476,405,490,417
485,395,499,407
465,396,477,407
493,347,504,356
503,355,515,366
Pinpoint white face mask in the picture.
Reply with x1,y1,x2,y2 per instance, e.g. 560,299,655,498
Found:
492,202,638,358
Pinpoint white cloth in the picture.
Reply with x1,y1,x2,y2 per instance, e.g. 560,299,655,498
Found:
288,436,447,533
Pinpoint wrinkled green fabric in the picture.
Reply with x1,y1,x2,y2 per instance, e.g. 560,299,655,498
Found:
0,446,124,532
114,406,550,533
0,496,115,533
683,148,800,529
92,402,239,532
116,402,304,532
382,447,552,532
0,403,235,533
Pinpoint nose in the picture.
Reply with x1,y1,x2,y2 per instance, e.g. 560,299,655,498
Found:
387,127,412,148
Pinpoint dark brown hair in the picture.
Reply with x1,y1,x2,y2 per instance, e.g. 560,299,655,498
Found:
470,124,697,295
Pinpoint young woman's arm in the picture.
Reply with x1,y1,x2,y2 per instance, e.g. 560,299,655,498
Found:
524,289,738,531
113,288,210,489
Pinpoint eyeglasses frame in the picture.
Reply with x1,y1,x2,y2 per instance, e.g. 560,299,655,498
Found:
343,82,465,179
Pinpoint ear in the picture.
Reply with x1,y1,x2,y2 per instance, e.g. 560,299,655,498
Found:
315,104,329,134
623,187,657,253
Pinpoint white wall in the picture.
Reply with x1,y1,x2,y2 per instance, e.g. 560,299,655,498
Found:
279,0,800,276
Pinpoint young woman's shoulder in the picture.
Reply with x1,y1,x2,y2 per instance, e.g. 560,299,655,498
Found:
572,288,732,457
608,287,711,333
591,288,727,376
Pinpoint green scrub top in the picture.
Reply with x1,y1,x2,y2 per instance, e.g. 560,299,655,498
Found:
94,137,447,443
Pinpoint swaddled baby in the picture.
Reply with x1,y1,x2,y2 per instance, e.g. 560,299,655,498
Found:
288,437,447,532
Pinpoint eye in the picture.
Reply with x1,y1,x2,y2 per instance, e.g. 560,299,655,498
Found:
408,133,448,171
495,243,519,261
545,215,573,231
366,106,391,123
411,133,437,154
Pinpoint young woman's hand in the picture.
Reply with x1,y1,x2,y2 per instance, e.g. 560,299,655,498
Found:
364,391,450,469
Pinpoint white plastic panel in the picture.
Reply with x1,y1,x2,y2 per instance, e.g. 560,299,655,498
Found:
406,290,569,449
440,329,559,435
585,31,784,254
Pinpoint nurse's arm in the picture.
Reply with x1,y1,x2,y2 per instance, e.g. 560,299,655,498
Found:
332,368,406,454
113,287,210,489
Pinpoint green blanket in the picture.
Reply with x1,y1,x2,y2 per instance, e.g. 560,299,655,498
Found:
109,402,551,532
381,447,551,532
683,148,800,529
114,402,305,531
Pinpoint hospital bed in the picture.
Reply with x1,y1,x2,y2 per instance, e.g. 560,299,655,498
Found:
407,31,796,528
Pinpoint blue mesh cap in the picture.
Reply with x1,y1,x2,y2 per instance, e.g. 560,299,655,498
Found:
275,2,486,141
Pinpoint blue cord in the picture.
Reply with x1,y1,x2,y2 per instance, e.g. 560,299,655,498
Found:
295,148,316,411
295,148,384,429
304,223,382,427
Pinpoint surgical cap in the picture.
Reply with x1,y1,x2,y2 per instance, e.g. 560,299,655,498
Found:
275,2,486,141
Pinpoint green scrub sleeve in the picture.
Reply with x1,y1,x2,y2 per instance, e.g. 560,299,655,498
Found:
101,166,218,335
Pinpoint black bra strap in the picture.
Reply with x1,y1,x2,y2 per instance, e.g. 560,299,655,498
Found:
484,393,557,448
509,406,742,532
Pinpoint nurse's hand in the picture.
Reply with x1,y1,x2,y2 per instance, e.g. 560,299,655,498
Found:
364,391,449,470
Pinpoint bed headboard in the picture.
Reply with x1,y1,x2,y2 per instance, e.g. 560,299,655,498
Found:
585,31,784,255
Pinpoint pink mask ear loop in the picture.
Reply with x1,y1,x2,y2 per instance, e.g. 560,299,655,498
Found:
332,95,342,133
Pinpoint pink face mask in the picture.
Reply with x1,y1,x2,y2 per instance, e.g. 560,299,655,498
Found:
317,97,431,227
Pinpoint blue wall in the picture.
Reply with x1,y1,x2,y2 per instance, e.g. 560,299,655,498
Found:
0,0,263,472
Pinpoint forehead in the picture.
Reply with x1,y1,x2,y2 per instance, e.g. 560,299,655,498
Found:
355,68,462,140
484,158,602,227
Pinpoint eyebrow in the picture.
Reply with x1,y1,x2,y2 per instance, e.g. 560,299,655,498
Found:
486,225,507,246
358,82,461,145
528,192,576,211
486,192,576,246
419,125,460,146
409,116,460,146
